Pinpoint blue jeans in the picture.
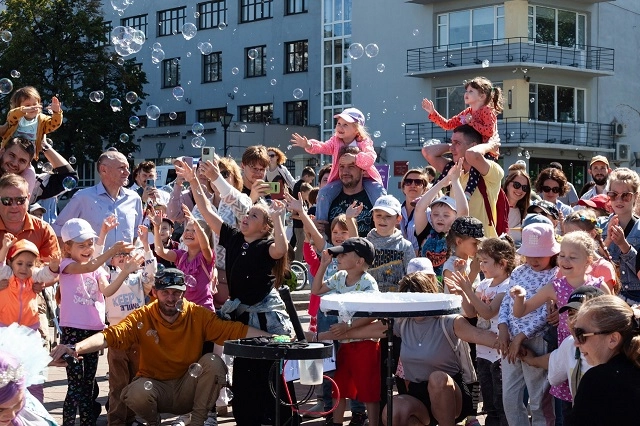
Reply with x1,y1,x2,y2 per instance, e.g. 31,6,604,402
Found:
477,358,507,426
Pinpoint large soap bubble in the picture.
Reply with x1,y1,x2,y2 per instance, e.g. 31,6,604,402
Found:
182,23,197,40
192,122,204,136
348,43,364,59
125,91,139,104
129,116,140,128
110,99,122,112
0,31,12,43
172,86,184,101
365,43,379,58
198,42,213,55
0,78,13,95
62,176,78,190
151,48,165,64
146,105,161,120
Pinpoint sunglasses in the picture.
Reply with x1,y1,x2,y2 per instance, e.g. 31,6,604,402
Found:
403,178,425,187
268,153,276,158
607,191,634,202
511,181,530,192
573,327,611,344
220,170,230,178
1,196,28,206
156,274,185,286
541,186,561,194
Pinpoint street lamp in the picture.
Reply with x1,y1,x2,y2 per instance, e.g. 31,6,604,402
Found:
220,111,234,157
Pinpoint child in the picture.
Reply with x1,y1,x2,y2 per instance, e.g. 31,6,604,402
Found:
58,218,132,426
0,86,63,159
366,194,415,292
446,236,516,426
510,231,609,411
290,107,385,222
312,237,380,426
497,223,559,426
422,77,503,200
149,217,179,268
443,216,485,291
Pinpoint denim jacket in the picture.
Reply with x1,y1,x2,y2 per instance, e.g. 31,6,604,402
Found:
601,215,640,296
219,288,293,336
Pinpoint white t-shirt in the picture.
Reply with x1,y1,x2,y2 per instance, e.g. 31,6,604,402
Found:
15,116,38,141
548,335,591,398
475,277,510,362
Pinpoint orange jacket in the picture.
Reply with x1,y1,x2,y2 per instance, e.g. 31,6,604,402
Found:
0,276,39,328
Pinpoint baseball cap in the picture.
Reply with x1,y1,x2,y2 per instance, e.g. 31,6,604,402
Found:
589,155,609,167
154,268,187,291
430,196,457,212
577,194,612,214
28,203,46,214
333,108,365,126
372,195,401,216
327,237,376,266
60,218,98,243
527,200,559,220
7,239,39,261
522,213,554,229
406,257,435,275
450,217,485,239
558,286,605,313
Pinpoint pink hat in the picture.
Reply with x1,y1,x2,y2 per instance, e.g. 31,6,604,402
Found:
516,223,560,257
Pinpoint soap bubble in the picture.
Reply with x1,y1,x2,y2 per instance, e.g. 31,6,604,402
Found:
182,23,197,40
292,88,304,99
191,136,206,148
129,116,140,128
198,42,213,55
218,22,226,30
377,63,385,72
373,131,381,138
88,91,103,103
423,139,440,147
412,29,420,36
10,70,19,79
125,91,138,104
117,57,125,65
530,98,535,103
233,87,239,93
186,51,192,58
169,112,177,120
524,150,531,160
240,124,247,133
381,141,387,148
247,49,259,60
146,105,161,120
110,99,122,112
137,322,144,329
68,156,76,165
0,78,13,95
143,381,153,391
188,363,203,378
172,86,184,100
192,122,204,136
194,11,200,18
348,43,364,59
482,59,490,68
62,176,77,190
119,133,129,143
365,43,379,58
42,163,53,173
152,42,162,50
231,67,239,75
0,30,12,43
151,48,165,64
270,79,277,86
36,161,43,169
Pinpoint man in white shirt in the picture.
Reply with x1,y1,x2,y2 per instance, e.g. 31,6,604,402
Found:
580,155,611,200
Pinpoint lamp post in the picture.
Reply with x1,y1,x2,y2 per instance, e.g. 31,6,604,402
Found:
220,111,234,157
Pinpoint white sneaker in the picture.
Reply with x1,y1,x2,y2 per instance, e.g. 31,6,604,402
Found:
203,412,217,426
171,414,191,426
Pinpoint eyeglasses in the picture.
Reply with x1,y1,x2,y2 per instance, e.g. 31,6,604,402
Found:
573,327,612,344
1,196,28,206
249,166,266,174
542,186,561,194
607,191,634,202
220,170,230,178
403,178,425,187
156,274,185,287
511,181,530,192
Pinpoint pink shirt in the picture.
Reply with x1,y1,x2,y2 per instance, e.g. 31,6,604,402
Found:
173,249,215,311
58,257,107,331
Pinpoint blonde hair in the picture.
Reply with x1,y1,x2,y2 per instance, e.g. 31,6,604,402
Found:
560,230,597,259
218,157,243,192
609,167,640,194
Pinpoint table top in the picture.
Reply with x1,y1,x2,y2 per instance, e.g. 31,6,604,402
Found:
224,338,333,360
320,292,462,318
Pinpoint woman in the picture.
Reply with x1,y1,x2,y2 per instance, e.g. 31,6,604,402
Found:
265,147,296,196
400,169,428,255
503,168,532,245
319,272,497,426
570,295,640,425
534,167,573,220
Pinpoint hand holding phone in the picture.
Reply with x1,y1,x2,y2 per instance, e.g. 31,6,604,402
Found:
201,147,216,163
146,178,155,188
267,181,280,194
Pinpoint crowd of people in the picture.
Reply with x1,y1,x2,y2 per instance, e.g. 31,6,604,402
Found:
1,78,640,426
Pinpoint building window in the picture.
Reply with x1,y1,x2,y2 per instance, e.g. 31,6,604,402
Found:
239,103,273,123
162,58,180,88
121,14,148,37
528,6,586,48
435,83,503,119
137,116,148,129
96,21,111,47
158,112,187,126
197,108,227,123
285,40,308,73
437,6,504,48
241,0,272,23
246,45,266,77
286,0,307,15
198,1,226,30
203,52,222,83
158,7,186,37
285,101,307,126
529,83,585,123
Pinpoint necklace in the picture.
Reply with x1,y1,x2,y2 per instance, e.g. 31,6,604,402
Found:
415,318,430,347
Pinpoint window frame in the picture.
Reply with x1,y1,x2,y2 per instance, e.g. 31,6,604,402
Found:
158,112,187,127
285,101,308,126
197,1,226,30
245,45,267,78
286,0,307,15
162,58,181,89
437,5,504,49
240,0,273,23
239,103,273,123
529,83,586,123
285,40,308,73
96,21,112,47
434,82,503,120
121,14,148,37
528,5,587,49
203,51,222,83
197,108,227,123
157,7,187,37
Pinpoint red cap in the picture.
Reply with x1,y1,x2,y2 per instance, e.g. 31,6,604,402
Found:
577,194,612,214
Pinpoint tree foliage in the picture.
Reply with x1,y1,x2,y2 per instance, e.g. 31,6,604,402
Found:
0,0,148,166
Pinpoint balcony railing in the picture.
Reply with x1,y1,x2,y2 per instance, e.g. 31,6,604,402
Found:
407,37,614,74
404,117,615,150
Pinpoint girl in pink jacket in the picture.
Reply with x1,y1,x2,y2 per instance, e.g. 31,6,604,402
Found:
290,107,385,221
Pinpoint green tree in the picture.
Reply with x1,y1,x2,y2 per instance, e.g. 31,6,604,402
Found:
0,0,148,168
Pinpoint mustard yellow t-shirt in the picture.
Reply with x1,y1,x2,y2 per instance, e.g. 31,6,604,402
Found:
459,161,504,238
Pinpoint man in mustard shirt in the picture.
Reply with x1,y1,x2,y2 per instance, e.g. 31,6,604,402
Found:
51,268,270,426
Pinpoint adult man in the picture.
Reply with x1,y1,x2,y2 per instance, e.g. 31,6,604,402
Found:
326,146,385,237
240,145,271,202
422,124,503,238
50,269,269,426
54,150,143,248
130,160,169,206
291,166,316,261
580,155,611,200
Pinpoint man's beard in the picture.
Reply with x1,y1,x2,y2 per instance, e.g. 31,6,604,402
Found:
593,175,608,186
341,175,361,189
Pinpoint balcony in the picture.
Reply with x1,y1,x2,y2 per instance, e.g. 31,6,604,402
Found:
406,38,614,77
404,117,615,150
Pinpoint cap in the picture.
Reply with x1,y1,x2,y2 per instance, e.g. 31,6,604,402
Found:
28,203,46,214
333,108,365,126
406,257,435,275
558,286,605,313
7,239,39,261
522,213,554,229
372,195,401,216
450,217,485,239
577,194,612,214
327,237,376,266
60,218,98,243
430,195,457,212
154,268,187,291
527,200,560,220
589,155,609,167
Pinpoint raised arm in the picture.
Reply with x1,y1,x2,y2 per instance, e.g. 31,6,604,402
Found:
510,282,554,318
414,170,453,235
284,192,326,249
465,137,500,177
421,140,451,173
183,205,213,265
62,241,134,275
268,200,288,260
100,251,145,297
200,160,252,222
311,250,334,295
149,209,177,262
174,159,223,235
448,159,469,217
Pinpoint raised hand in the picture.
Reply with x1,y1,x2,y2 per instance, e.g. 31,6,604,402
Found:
110,241,135,255
50,96,62,113
290,133,309,149
2,233,15,249
268,199,287,217
422,98,435,114
182,204,195,222
137,225,149,241
123,251,145,273
147,207,162,227
200,158,221,182
509,285,527,299
283,192,304,213
101,215,119,235
345,201,363,219
48,253,61,273
174,159,196,182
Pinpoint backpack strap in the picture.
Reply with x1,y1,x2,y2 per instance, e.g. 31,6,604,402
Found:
440,316,478,383
477,176,495,228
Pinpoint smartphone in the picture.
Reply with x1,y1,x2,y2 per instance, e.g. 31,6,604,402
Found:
267,181,281,194
183,156,194,167
201,147,215,163
146,178,155,188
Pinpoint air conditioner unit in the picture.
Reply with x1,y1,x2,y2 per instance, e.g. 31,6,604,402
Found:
613,122,626,137
616,143,631,162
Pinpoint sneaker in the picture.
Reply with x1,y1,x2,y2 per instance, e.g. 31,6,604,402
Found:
171,414,191,426
348,412,368,426
203,412,217,426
